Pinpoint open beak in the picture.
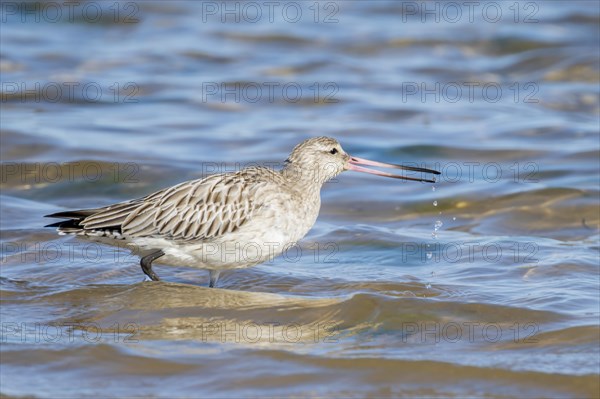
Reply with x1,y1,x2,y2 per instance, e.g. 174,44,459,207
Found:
345,156,440,183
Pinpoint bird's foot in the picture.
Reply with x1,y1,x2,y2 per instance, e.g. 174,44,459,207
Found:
141,250,164,281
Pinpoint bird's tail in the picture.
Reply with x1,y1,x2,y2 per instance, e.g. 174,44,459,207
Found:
44,208,127,238
44,209,100,235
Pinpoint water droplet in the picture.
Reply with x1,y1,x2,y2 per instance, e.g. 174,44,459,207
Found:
431,232,437,239
434,220,443,230
433,201,438,207
432,186,436,192
453,217,456,221
426,252,433,259
425,283,432,289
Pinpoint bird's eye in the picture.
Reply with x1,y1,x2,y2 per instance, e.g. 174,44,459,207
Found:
329,148,338,155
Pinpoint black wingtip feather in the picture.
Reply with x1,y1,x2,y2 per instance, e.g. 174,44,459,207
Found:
44,219,82,229
45,210,97,219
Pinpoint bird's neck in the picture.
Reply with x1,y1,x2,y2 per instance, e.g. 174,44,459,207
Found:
281,163,324,198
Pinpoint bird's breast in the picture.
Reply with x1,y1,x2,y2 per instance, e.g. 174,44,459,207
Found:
253,193,320,245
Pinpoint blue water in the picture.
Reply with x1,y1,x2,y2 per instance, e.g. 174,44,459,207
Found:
1,1,599,397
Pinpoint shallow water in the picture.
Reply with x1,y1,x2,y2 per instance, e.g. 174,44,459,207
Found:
1,1,599,398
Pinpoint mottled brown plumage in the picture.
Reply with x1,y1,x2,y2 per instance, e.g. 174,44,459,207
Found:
46,137,439,287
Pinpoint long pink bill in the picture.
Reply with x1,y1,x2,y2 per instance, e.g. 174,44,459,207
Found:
346,156,440,183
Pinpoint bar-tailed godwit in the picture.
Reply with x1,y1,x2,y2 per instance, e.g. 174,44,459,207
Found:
46,137,440,287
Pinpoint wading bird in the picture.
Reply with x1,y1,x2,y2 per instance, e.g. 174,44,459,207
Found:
46,137,439,287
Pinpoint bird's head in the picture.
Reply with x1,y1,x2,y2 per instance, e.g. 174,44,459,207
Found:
284,136,440,185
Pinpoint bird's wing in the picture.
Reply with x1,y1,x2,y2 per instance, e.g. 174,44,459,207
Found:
73,188,168,231
114,170,272,241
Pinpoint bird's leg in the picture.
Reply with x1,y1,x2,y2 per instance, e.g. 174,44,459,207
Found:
209,270,220,288
140,250,164,281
